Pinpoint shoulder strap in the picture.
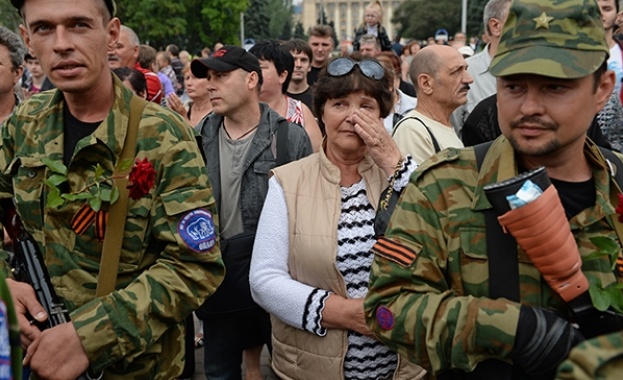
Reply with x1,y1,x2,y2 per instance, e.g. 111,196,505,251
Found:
96,95,147,297
421,123,441,153
474,141,493,170
599,146,623,191
474,141,520,302
471,141,517,379
276,121,289,167
392,116,441,153
597,147,623,257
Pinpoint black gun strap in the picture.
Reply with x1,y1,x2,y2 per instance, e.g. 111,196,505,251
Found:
474,141,520,302
471,142,516,379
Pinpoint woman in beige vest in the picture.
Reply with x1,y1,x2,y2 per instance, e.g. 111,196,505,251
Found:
250,57,425,380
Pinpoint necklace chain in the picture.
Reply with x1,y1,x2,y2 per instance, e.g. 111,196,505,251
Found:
223,122,258,140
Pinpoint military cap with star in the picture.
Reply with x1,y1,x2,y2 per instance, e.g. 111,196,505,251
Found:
489,0,608,79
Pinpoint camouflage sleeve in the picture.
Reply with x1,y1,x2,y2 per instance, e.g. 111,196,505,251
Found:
0,116,17,276
69,118,225,371
364,171,521,374
556,331,623,379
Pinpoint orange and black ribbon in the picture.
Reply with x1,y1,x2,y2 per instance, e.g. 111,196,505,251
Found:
71,203,108,241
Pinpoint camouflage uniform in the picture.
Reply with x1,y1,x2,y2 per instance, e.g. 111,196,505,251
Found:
364,137,623,376
0,76,225,378
366,1,623,377
556,331,623,379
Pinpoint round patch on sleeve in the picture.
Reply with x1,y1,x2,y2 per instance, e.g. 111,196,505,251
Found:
178,209,217,253
376,306,395,330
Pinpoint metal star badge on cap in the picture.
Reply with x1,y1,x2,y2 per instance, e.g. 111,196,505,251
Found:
533,12,554,29
489,0,608,79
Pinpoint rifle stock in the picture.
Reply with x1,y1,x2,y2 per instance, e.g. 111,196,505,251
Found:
3,201,98,380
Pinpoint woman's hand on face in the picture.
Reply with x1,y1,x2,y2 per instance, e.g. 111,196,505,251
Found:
352,110,402,176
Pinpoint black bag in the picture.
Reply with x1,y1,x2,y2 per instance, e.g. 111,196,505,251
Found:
374,185,402,238
374,117,441,237
195,231,257,319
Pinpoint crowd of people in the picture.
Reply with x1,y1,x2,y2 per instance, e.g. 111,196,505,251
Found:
1,0,623,379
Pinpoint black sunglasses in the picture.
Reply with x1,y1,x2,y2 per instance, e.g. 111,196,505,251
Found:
326,58,384,80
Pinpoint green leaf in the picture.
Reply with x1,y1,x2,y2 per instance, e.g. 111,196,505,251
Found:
583,251,608,262
74,192,94,200
42,157,68,175
62,192,94,201
94,164,105,179
117,159,133,172
89,197,102,212
46,188,65,208
111,186,120,204
607,286,623,313
589,283,611,312
590,236,620,254
100,187,112,202
47,174,68,187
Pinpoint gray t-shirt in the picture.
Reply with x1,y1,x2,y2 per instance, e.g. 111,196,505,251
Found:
218,125,256,239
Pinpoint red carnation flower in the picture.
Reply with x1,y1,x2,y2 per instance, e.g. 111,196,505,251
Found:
127,158,156,200
616,194,623,223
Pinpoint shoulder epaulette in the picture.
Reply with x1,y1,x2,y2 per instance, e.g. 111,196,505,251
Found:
414,147,463,175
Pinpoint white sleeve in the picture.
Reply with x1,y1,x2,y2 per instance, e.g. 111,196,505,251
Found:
250,176,328,334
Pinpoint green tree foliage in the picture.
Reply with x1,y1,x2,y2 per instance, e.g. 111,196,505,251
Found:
268,0,293,41
0,0,24,32
293,21,307,40
393,0,488,41
467,0,490,38
245,0,271,41
117,0,248,54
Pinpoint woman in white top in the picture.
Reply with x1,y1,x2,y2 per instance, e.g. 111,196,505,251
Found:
250,57,424,380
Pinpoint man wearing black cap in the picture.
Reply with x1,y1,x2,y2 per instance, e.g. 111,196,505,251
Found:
3,0,224,379
191,45,312,380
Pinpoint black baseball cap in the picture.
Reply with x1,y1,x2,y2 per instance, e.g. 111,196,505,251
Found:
11,0,116,17
191,45,262,81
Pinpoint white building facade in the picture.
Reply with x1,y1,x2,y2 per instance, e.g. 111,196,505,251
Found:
301,0,407,42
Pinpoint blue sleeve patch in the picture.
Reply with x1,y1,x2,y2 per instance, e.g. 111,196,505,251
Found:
178,209,217,253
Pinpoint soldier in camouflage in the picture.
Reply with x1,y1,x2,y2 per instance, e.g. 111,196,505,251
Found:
1,0,225,379
365,0,623,379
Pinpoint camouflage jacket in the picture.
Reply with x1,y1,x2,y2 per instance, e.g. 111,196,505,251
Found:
556,331,623,379
0,77,224,378
365,137,623,376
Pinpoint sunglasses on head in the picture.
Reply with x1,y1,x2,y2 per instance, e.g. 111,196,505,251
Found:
326,58,384,80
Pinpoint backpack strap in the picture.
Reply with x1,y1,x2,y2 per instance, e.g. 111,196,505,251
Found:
96,95,147,297
276,121,289,167
392,116,441,153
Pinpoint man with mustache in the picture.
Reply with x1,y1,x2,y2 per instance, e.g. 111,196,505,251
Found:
392,44,472,165
366,0,623,378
